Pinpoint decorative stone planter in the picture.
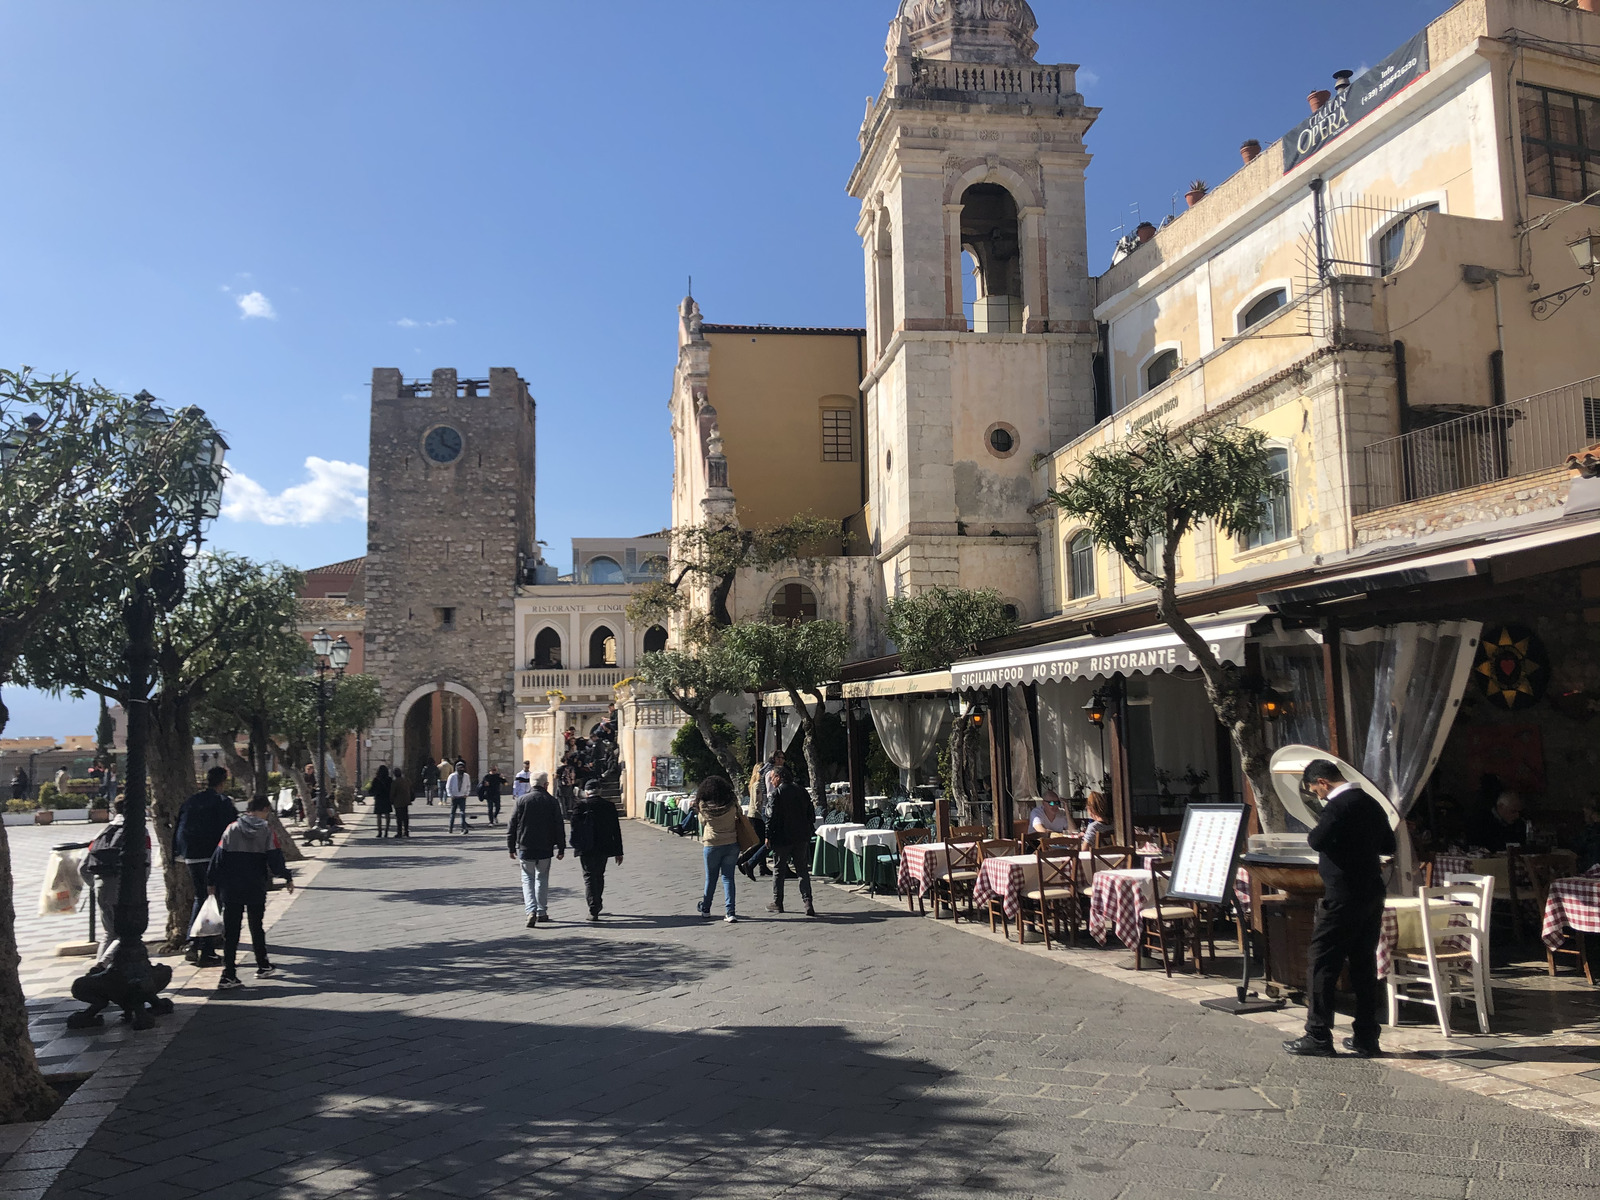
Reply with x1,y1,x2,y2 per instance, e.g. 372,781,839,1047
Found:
55,809,90,823
2,812,35,827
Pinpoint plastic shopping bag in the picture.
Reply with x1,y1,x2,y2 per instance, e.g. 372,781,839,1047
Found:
39,849,85,917
277,788,298,816
190,895,224,940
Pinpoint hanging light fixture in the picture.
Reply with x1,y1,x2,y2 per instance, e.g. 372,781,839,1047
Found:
1083,690,1107,727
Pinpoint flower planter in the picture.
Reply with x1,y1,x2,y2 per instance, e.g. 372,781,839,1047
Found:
89,809,110,823
55,809,90,823
2,812,35,827
33,811,54,825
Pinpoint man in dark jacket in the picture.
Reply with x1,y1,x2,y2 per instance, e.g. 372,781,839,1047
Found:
481,765,507,826
208,796,295,990
175,766,240,966
507,772,566,927
1284,759,1397,1059
765,781,817,917
570,782,623,923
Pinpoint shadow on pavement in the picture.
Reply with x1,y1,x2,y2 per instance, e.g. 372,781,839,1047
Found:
322,855,467,871
46,1016,986,1200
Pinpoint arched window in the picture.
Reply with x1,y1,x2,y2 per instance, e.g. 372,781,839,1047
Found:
961,184,1023,333
1377,204,1439,276
1239,288,1288,332
532,628,563,669
639,555,668,579
588,626,618,668
643,626,668,654
1243,448,1293,550
585,556,623,585
1144,349,1180,394
770,583,818,624
1068,531,1096,600
874,209,895,356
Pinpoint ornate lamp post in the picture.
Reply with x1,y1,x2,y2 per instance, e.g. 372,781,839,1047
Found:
309,628,352,828
70,395,226,1031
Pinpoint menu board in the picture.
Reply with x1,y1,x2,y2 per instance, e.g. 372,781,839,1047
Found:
1166,805,1249,906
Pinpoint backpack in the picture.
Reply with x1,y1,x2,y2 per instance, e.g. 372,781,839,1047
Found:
80,822,128,879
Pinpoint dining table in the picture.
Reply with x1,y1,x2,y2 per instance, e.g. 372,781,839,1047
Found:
1087,868,1155,949
898,841,978,898
973,853,1079,922
1541,868,1600,956
811,823,866,878
842,827,899,886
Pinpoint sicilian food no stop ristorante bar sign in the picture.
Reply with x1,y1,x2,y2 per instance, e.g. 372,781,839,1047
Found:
1284,30,1431,173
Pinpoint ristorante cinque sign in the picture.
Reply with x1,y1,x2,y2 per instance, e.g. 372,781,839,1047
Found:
1283,31,1431,173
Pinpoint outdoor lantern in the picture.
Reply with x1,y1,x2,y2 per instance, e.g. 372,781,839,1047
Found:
329,635,353,672
311,627,333,660
1259,688,1294,723
1084,691,1107,727
1569,232,1600,276
176,406,229,522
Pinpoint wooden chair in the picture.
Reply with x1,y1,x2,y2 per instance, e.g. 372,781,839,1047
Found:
1020,832,1083,949
893,827,932,915
978,838,1020,933
934,829,985,921
1387,883,1491,1036
1158,830,1180,851
1137,861,1206,977
1509,851,1574,943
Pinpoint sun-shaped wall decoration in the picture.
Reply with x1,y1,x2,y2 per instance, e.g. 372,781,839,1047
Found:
1474,624,1549,710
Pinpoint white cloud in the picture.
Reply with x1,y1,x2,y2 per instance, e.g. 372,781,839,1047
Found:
222,458,367,526
1078,67,1101,89
394,317,456,328
236,291,277,320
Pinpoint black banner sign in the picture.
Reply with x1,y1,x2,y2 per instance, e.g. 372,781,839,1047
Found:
1283,30,1431,172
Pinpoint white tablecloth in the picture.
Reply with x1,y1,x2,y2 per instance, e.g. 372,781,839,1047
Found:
844,828,898,857
896,801,935,817
816,823,866,848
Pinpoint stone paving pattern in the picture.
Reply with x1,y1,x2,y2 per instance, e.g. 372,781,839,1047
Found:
33,810,1600,1199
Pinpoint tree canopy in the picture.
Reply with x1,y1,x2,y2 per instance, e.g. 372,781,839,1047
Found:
882,586,1017,673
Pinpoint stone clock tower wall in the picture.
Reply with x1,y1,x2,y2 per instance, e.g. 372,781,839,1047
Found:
365,367,537,784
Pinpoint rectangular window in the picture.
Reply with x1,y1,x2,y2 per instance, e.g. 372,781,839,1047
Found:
1243,450,1293,551
435,607,456,630
1519,83,1600,205
822,408,854,462
1586,397,1600,443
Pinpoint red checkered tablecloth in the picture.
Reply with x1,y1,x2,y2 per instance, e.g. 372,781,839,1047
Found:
1542,872,1600,950
973,855,1079,920
1088,869,1154,948
1434,854,1473,877
898,842,976,898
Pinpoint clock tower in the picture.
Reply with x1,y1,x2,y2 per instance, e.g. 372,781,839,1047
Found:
364,367,537,783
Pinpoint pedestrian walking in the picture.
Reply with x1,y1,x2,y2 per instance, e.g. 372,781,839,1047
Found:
1283,759,1397,1059
54,766,69,795
738,756,784,881
208,796,296,990
512,761,532,801
691,775,741,923
446,759,473,833
570,782,624,922
174,766,240,966
370,765,394,838
420,759,440,810
507,771,565,927
435,757,452,806
391,768,413,838
764,780,817,917
481,765,507,826
8,768,27,802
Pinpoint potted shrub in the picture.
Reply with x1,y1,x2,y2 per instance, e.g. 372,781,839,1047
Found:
1184,179,1209,208
3,798,37,827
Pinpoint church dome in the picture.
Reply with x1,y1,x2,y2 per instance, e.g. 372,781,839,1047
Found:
893,0,1039,65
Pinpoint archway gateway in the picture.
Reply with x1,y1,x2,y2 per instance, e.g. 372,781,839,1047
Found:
393,682,488,781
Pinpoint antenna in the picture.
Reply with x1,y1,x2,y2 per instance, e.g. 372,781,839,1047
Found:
687,275,693,299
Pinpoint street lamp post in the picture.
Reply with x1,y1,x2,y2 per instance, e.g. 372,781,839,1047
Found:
309,628,352,828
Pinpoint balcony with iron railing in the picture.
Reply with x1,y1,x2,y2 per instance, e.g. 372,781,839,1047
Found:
1362,374,1600,513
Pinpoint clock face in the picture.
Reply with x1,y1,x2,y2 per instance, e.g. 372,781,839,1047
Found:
423,425,463,465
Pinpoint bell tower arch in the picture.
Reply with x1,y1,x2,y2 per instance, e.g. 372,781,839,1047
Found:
848,0,1099,621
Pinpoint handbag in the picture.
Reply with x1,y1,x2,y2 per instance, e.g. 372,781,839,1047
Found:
734,810,760,852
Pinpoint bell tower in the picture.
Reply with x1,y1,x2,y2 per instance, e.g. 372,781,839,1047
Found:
848,0,1099,621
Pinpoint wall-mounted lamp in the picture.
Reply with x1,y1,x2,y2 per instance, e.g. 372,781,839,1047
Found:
1083,692,1107,727
1532,232,1600,321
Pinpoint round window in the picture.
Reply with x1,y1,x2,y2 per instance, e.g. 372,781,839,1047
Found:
985,423,1019,458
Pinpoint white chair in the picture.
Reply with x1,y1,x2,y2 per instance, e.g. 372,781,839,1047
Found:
1442,873,1496,1015
1387,883,1491,1037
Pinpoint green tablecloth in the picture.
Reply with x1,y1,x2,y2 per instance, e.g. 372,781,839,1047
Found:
844,844,893,887
812,838,846,878
646,800,660,823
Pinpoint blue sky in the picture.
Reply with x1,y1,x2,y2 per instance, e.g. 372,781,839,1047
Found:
0,0,1442,735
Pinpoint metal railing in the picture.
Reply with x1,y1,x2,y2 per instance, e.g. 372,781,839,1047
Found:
1363,374,1600,511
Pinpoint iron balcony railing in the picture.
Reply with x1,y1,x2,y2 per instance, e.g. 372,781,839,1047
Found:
1363,374,1600,512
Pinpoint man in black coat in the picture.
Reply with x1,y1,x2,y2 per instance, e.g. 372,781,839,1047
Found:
569,782,623,923
1284,759,1397,1059
507,772,565,928
175,766,241,966
764,781,817,917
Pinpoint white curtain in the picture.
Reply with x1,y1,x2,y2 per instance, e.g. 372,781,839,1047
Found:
1034,679,1105,801
1008,687,1038,800
868,698,946,773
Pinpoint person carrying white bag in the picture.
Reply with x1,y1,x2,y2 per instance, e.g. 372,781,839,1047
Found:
78,799,151,953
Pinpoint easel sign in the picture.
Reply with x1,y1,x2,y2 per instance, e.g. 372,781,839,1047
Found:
1165,804,1249,906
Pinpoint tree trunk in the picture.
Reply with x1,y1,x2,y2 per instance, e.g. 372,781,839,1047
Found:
787,688,825,807
0,688,62,1122
219,735,254,798
689,709,745,794
148,691,199,951
709,572,735,630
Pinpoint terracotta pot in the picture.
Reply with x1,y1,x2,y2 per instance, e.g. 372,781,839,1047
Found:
1240,139,1262,164
1135,222,1156,243
1185,189,1205,208
1308,89,1332,113
34,811,54,825
89,809,110,823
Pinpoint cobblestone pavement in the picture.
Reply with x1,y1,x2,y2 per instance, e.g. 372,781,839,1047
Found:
38,809,1600,1200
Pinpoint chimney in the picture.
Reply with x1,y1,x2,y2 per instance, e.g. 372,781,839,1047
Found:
1240,139,1262,164
1333,70,1354,100
1308,89,1332,113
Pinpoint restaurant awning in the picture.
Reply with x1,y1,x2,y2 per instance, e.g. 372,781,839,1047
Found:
948,610,1264,691
1258,517,1600,609
840,669,953,700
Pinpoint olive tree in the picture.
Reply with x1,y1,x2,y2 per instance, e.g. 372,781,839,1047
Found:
722,619,850,805
881,586,1016,672
637,643,747,790
1049,422,1289,831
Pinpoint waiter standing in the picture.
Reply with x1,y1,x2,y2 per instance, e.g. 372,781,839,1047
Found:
1284,759,1396,1059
